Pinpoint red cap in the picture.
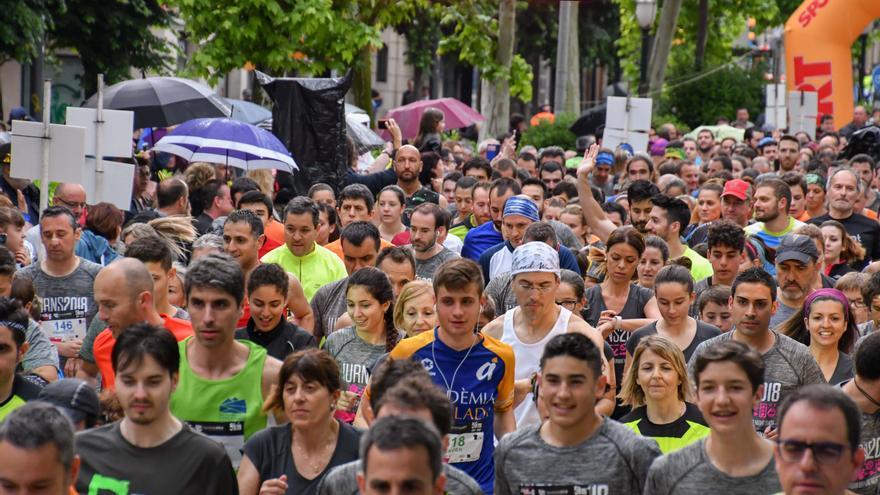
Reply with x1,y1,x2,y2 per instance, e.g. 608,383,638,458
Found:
721,179,750,201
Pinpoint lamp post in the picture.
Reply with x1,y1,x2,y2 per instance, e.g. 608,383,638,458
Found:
636,0,657,97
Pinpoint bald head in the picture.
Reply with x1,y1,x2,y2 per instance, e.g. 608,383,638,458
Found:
95,258,159,335
53,183,87,217
100,258,155,300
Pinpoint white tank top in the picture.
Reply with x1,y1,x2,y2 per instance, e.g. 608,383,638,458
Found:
501,305,571,428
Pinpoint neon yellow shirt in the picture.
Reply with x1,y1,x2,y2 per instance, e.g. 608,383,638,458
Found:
260,242,347,301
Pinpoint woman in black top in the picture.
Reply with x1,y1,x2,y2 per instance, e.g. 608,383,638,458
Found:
235,264,317,361
584,227,659,417
238,349,362,495
625,263,721,377
777,287,857,385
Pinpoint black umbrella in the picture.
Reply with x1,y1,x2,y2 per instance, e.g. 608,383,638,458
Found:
83,77,231,129
570,104,607,136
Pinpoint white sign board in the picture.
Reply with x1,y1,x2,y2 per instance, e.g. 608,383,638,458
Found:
82,158,134,210
603,96,653,153
65,107,135,158
788,91,818,139
10,120,86,184
765,84,787,129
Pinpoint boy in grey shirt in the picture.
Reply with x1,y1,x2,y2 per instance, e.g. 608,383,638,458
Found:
494,333,660,494
688,267,824,434
647,340,781,494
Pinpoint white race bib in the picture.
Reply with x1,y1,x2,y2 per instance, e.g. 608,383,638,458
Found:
445,432,484,464
41,318,86,342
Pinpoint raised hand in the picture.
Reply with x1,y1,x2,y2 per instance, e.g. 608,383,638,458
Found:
577,143,600,180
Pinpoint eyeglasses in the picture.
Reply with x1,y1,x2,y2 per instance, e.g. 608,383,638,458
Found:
516,282,554,294
776,439,848,465
849,299,866,309
556,299,578,310
55,197,87,210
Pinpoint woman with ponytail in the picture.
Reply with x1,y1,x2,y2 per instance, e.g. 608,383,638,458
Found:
322,267,403,423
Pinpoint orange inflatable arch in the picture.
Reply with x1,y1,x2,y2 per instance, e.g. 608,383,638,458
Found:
784,0,880,127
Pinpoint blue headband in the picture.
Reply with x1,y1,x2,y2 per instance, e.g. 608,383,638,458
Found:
596,152,614,166
503,197,540,222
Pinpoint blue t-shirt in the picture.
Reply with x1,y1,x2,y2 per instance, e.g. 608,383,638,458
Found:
462,222,502,260
389,329,515,494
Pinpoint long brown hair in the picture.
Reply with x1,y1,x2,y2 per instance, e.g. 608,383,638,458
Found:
414,108,444,148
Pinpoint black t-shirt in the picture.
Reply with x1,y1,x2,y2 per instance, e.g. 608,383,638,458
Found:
235,319,317,361
243,421,362,495
626,320,722,362
75,422,237,495
810,212,880,268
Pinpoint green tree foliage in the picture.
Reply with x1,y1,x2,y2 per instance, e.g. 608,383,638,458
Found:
437,0,532,102
50,0,172,96
659,64,765,128
520,113,577,150
612,0,796,89
0,0,60,64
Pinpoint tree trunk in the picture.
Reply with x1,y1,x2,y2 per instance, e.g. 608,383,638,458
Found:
647,0,683,96
352,45,374,125
479,0,515,140
553,1,572,114
694,0,709,71
564,1,579,114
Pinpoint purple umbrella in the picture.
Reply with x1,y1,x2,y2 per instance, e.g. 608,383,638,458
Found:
153,118,297,172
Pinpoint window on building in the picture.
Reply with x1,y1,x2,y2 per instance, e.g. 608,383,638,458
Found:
376,45,388,83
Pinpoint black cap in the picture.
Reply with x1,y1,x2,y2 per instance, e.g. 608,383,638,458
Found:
775,234,819,265
38,378,100,424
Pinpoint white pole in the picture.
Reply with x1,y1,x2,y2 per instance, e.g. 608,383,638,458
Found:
39,80,51,214
96,74,104,197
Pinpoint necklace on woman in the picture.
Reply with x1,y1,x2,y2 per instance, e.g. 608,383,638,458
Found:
293,422,338,475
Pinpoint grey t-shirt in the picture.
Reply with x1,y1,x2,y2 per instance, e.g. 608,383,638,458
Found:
416,248,459,282
485,272,517,316
323,326,403,423
644,438,781,494
770,300,797,329
689,330,825,432
310,277,349,343
22,318,59,373
317,459,483,495
494,419,661,494
846,382,880,494
17,258,102,342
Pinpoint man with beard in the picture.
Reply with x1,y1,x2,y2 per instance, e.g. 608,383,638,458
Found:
690,268,823,437
411,203,459,282
777,135,801,173
479,200,580,282
575,145,659,242
646,194,713,282
696,129,715,165
394,145,447,222
481,242,611,427
770,234,827,328
809,168,880,270
745,178,803,273
462,178,521,260
75,323,236,493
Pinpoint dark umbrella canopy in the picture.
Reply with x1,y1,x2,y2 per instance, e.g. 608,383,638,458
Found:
83,77,231,129
570,104,607,137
